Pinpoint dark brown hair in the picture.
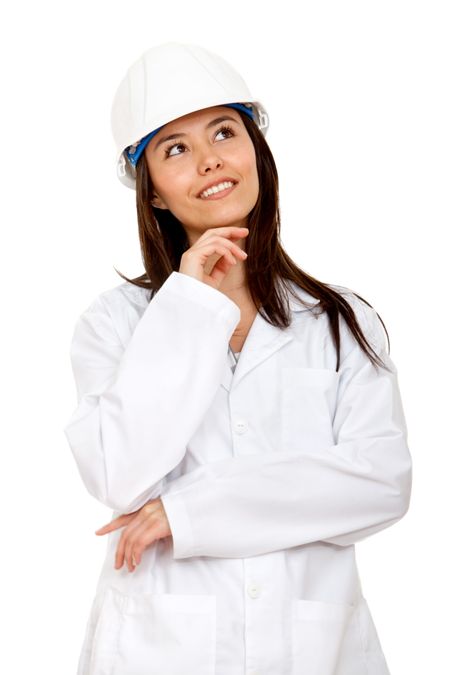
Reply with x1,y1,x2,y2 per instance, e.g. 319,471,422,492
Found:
114,109,392,373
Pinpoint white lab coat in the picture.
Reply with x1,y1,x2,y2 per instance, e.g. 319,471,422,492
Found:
63,270,412,675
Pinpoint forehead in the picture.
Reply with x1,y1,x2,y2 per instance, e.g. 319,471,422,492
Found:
163,105,239,130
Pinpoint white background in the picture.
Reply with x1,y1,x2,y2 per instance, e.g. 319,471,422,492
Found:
1,1,448,672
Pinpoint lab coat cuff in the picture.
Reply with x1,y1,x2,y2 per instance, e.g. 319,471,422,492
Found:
160,491,196,559
165,271,241,325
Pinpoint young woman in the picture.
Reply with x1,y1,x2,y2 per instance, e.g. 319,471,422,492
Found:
64,41,412,675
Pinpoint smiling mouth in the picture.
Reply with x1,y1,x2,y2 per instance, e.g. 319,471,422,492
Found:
198,182,238,201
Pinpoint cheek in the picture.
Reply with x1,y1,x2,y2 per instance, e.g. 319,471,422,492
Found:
243,157,259,197
154,169,191,206
241,146,258,186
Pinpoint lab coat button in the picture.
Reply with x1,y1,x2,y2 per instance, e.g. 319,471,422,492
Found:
247,582,261,599
234,419,248,434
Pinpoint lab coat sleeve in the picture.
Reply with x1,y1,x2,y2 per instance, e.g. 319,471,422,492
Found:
63,271,240,514
160,303,413,559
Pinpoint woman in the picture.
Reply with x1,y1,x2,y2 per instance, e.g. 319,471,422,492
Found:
64,42,412,675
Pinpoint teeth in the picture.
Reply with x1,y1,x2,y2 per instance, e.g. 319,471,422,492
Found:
201,181,235,198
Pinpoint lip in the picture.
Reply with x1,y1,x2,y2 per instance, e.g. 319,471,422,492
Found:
199,182,238,201
197,178,238,199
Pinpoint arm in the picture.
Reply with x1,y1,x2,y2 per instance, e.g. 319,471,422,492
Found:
63,271,240,514
160,304,413,559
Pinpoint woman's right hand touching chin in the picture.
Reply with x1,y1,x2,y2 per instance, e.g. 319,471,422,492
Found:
179,226,249,290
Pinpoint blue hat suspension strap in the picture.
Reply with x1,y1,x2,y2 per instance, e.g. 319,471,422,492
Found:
224,102,255,120
125,102,255,168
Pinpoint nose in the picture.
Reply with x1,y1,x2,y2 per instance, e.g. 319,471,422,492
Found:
202,159,223,173
197,145,224,174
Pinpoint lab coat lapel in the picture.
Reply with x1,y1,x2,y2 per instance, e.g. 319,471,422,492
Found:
220,358,233,392
220,283,321,392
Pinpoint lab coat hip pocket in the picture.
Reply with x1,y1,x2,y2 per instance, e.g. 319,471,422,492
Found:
86,585,216,675
291,598,355,675
281,367,340,452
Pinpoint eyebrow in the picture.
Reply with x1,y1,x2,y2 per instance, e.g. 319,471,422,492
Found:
153,115,240,151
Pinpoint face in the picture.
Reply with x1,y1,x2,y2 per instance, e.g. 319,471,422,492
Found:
144,105,259,244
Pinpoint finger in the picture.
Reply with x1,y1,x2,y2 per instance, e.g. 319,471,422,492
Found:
197,234,246,255
124,537,136,572
95,522,115,535
202,225,249,241
207,254,235,285
115,530,125,569
196,241,240,267
209,240,248,264
95,514,130,535
204,255,236,285
114,514,147,569
124,521,155,572
190,232,248,262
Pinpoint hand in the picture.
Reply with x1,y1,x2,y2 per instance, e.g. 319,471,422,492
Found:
179,225,249,289
94,498,172,573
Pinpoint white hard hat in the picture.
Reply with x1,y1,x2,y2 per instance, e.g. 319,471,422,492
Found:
110,42,270,190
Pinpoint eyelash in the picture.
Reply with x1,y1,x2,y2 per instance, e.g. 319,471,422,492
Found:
163,124,236,158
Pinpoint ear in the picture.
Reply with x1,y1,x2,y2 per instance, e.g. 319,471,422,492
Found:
150,193,169,210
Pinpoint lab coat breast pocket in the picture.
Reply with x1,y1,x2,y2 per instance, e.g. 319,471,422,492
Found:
85,586,216,675
281,367,340,452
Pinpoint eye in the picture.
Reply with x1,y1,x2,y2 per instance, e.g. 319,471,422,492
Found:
215,124,235,141
164,124,236,158
164,141,187,158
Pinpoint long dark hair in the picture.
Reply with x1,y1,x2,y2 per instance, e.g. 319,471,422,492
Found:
114,109,391,373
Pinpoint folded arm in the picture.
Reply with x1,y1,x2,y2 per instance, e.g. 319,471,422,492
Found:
63,272,240,514
160,306,413,559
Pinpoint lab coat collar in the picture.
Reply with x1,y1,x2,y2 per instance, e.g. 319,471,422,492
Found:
221,282,321,392
284,281,321,313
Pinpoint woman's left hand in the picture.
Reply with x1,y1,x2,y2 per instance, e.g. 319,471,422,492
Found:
94,498,172,572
